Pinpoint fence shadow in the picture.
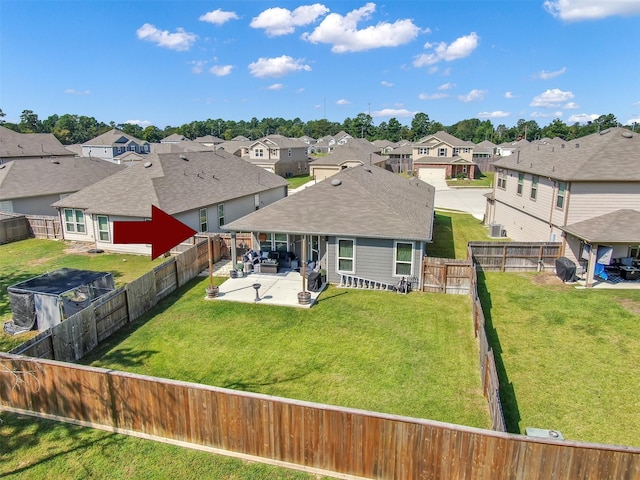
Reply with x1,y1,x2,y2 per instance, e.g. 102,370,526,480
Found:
476,270,521,434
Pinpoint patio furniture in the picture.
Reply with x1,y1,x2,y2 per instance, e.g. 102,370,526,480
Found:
260,259,278,274
620,266,640,280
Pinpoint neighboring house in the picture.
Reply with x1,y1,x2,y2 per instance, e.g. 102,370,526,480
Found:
372,139,397,155
312,131,354,154
310,141,385,181
412,131,476,183
485,127,640,285
0,157,124,215
217,139,253,158
495,139,529,156
224,165,435,289
81,128,150,163
387,143,413,174
194,135,224,147
0,126,76,164
247,134,309,177
473,140,496,160
160,133,188,144
52,151,289,255
150,141,212,154
297,135,316,146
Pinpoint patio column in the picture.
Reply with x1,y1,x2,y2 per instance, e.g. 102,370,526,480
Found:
585,243,598,288
230,232,237,265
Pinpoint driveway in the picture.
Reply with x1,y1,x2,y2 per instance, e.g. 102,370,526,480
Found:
434,187,492,220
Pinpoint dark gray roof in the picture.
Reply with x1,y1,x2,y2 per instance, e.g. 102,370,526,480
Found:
389,144,413,155
150,141,213,154
311,143,385,166
562,209,640,243
0,157,125,200
416,131,475,147
82,128,147,147
53,150,288,217
224,165,435,241
194,135,224,144
0,126,77,159
493,128,640,181
250,134,307,150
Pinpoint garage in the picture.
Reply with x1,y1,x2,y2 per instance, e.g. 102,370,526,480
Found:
418,166,449,190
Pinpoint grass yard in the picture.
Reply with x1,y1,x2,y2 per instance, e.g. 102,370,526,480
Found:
478,271,640,447
428,211,496,259
0,239,164,352
83,277,490,428
286,174,313,189
447,172,494,188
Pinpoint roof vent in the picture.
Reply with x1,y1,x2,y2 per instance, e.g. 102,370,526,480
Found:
179,154,188,161
622,131,633,138
331,178,342,186
599,128,610,135
143,161,152,168
50,159,60,164
575,143,579,148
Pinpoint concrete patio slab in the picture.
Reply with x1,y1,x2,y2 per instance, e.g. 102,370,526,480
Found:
209,270,325,308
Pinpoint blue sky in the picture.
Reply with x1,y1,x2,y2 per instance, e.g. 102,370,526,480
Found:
2,0,640,129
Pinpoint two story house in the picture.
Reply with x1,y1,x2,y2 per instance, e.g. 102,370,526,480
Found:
485,127,640,285
247,135,309,177
412,131,476,187
82,129,150,163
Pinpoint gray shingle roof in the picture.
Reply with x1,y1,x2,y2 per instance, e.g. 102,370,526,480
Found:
224,165,435,241
562,209,640,243
311,143,385,166
493,128,640,181
416,131,475,147
0,157,125,200
250,134,308,150
53,150,288,217
0,126,77,158
82,128,147,147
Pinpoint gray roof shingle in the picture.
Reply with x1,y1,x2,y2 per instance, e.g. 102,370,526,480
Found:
224,165,435,241
53,150,288,217
311,142,385,166
82,128,148,147
0,157,125,200
562,209,640,243
0,126,77,158
493,128,640,181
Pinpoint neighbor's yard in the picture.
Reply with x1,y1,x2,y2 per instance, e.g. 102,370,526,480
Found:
0,239,164,352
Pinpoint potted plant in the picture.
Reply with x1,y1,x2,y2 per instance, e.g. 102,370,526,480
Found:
319,268,327,285
235,262,244,278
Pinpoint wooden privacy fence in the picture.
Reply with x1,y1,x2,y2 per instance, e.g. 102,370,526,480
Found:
10,239,211,363
1,353,639,480
421,257,473,294
470,263,506,433
26,214,63,240
469,241,563,272
0,213,30,244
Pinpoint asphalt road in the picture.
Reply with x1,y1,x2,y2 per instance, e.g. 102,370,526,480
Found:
434,187,492,220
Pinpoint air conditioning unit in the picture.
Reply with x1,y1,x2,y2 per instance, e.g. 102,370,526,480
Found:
489,223,502,237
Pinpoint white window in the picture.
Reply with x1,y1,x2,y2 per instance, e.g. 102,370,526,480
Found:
288,148,292,157
217,204,224,227
97,215,110,242
254,148,264,157
270,148,277,157
199,208,207,232
556,182,567,209
418,147,429,155
254,194,260,210
530,175,539,200
274,233,288,252
454,148,460,155
337,238,355,273
464,147,471,153
438,147,447,157
0,200,13,213
517,173,524,195
64,208,86,233
259,233,273,251
308,235,320,262
394,241,413,276
497,170,507,190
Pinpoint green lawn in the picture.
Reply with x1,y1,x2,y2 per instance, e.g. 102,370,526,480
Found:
286,174,313,189
0,239,164,352
429,211,497,259
447,171,494,188
478,271,640,447
83,278,489,428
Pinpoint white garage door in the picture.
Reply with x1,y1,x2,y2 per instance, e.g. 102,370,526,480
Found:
418,167,449,190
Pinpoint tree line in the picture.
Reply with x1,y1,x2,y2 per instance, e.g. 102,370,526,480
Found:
0,108,630,146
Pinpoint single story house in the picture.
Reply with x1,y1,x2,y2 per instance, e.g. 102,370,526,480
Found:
0,157,124,215
224,165,435,290
52,150,289,255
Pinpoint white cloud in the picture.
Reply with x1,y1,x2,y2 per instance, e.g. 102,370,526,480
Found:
563,102,580,109
209,65,234,76
336,99,351,105
199,9,239,25
531,111,564,118
458,89,486,102
136,23,197,51
530,88,575,107
543,0,640,21
381,80,394,87
413,32,479,67
296,88,305,93
626,117,640,125
534,67,567,79
190,60,207,74
633,101,640,106
372,108,416,118
418,92,448,100
438,82,455,90
125,119,152,127
266,83,285,90
568,113,601,123
302,2,421,52
504,91,515,99
248,55,311,78
477,111,511,118
65,88,90,95
251,4,329,36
